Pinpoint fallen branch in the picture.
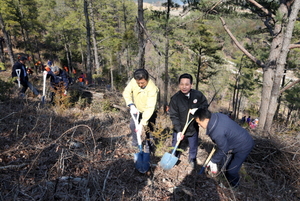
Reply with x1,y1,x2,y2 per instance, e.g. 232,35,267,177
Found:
112,104,127,112
0,163,28,170
0,112,16,121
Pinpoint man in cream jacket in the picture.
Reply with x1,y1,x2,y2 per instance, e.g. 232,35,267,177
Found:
123,69,159,154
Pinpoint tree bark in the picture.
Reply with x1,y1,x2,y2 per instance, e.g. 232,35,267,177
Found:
195,49,202,91
162,0,172,110
0,13,14,66
90,0,101,75
264,0,300,132
137,0,145,69
84,0,93,84
219,0,300,132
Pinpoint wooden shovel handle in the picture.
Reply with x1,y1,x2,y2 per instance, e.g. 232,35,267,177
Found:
171,109,194,155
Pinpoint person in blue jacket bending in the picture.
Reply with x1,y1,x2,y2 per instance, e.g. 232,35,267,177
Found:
194,108,254,188
47,66,69,102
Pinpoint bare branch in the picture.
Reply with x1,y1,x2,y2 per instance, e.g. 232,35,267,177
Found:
279,78,300,94
136,17,162,56
289,43,300,49
219,17,266,68
205,0,223,16
247,0,275,18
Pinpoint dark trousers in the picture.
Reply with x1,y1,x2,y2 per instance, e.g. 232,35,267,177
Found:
172,132,198,161
225,146,253,187
19,77,39,95
130,111,157,153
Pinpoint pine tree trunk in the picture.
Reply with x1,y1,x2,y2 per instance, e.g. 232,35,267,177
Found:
84,0,93,84
90,0,101,75
264,0,300,132
137,0,145,69
0,13,14,66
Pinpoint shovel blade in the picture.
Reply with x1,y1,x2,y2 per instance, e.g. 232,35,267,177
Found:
134,152,150,173
159,152,178,171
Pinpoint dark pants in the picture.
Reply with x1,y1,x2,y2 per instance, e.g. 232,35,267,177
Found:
225,146,253,187
130,111,157,153
172,132,198,161
19,77,39,95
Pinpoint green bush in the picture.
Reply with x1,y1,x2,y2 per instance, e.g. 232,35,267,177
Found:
0,62,5,71
0,79,14,101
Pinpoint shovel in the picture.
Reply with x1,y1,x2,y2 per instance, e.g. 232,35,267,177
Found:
131,112,150,173
198,147,216,174
160,110,194,171
41,70,47,103
16,69,21,88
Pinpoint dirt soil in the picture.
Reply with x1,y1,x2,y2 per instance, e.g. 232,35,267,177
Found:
0,71,299,201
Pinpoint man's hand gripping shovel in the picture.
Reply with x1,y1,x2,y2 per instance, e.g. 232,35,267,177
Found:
198,147,216,174
130,112,150,173
159,109,194,171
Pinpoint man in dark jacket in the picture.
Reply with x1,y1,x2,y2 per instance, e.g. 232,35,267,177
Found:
169,73,209,168
47,66,69,102
194,108,254,188
12,56,40,98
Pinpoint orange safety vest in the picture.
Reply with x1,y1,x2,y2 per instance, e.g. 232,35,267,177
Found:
45,66,51,72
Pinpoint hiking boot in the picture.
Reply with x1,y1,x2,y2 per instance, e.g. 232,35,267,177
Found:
19,93,25,98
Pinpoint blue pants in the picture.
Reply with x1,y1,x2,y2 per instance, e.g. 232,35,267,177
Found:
172,132,198,161
225,146,253,187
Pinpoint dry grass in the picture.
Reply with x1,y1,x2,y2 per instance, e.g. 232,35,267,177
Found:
0,72,299,200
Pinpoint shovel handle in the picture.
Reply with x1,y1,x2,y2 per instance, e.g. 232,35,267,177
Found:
198,147,216,174
171,109,194,155
130,112,142,146
16,69,21,88
42,70,47,96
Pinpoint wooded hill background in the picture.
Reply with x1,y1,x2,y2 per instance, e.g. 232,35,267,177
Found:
1,1,300,200
0,0,300,132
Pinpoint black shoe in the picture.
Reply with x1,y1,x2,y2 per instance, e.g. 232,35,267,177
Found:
189,159,197,169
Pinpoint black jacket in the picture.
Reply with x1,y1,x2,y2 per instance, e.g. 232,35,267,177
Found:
12,61,28,83
169,89,208,136
207,113,254,163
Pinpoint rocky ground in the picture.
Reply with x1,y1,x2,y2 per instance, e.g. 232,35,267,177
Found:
0,71,299,201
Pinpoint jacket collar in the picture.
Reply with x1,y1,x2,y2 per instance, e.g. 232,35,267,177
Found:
207,113,218,135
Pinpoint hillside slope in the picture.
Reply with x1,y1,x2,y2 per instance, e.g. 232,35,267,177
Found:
0,71,299,200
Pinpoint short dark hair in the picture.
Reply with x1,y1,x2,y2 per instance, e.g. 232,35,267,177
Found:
134,69,149,80
19,56,28,61
179,73,193,84
194,108,211,121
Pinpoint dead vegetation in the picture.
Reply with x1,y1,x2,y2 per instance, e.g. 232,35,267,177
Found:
0,73,300,201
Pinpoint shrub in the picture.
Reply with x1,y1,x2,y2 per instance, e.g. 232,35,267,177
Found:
0,79,14,101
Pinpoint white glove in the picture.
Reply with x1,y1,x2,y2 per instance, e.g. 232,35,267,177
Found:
63,90,68,96
130,105,139,115
190,108,198,115
207,161,218,174
177,132,183,142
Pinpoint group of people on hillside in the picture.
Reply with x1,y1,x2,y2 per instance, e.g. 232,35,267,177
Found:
123,69,254,189
241,115,259,129
11,56,77,101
